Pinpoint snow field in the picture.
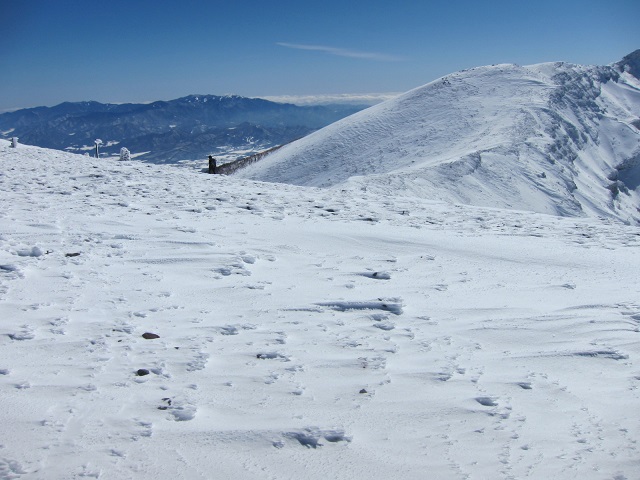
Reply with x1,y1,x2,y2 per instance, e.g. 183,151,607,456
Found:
0,141,639,479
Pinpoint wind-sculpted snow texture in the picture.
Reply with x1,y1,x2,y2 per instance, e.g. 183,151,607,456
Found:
237,57,640,224
1,141,640,479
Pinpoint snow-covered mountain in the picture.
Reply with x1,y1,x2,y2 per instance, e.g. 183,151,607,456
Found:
2,139,640,479
237,51,640,224
0,95,366,163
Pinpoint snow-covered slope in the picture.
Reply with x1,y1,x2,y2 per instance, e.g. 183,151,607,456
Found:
2,140,640,479
237,54,640,223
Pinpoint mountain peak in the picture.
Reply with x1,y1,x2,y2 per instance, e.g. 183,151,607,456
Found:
237,58,640,224
617,49,640,78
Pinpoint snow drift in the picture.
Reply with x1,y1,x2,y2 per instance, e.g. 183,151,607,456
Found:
237,52,640,223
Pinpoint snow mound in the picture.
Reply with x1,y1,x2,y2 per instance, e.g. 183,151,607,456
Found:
237,55,640,223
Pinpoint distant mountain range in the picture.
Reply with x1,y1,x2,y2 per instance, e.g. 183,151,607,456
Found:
0,95,368,162
237,50,640,223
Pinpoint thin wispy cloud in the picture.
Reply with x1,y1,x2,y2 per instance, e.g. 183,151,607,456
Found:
277,42,406,62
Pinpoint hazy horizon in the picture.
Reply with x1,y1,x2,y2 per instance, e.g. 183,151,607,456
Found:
1,0,637,111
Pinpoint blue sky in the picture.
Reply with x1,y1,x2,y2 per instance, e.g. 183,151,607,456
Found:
1,0,638,110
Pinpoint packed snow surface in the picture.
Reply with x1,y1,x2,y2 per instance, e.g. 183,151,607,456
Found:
1,141,640,479
237,61,640,224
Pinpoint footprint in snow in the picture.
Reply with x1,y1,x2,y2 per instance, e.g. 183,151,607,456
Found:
373,321,395,331
279,427,351,449
0,264,21,276
186,352,209,372
240,253,257,264
159,399,197,422
131,420,153,440
16,246,44,257
0,458,28,476
256,352,290,362
8,326,35,341
217,325,239,336
212,263,251,277
359,356,387,370
475,396,499,407
49,316,69,335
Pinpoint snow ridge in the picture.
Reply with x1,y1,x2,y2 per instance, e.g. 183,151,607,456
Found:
237,58,640,223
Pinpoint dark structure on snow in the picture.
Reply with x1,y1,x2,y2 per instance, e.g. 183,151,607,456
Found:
212,143,290,175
